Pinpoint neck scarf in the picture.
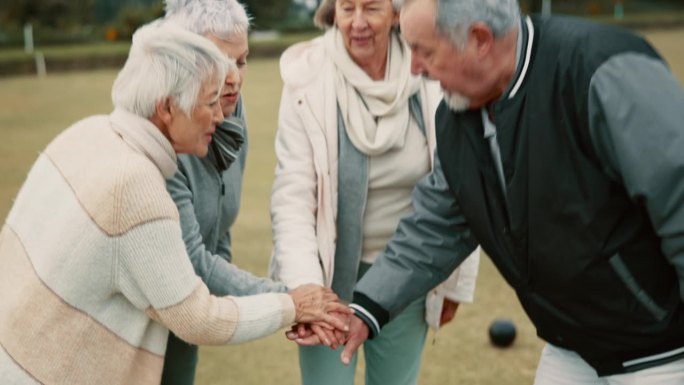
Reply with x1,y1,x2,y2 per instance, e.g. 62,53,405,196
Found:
109,108,177,178
211,115,245,172
324,28,420,156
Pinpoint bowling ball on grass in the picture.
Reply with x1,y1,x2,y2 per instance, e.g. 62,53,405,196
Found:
488,319,517,347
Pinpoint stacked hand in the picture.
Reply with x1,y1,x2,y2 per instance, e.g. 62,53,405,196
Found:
285,296,461,365
285,315,364,361
286,311,350,349
285,313,369,364
288,284,353,333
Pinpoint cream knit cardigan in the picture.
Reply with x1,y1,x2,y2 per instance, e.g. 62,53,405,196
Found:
0,109,295,385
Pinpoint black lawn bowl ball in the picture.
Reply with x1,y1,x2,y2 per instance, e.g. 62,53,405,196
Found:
488,319,517,348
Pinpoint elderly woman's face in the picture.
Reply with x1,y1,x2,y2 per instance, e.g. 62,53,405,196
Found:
167,78,224,157
335,0,397,70
206,33,249,117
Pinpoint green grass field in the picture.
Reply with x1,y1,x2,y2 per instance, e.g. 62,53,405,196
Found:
1,28,683,384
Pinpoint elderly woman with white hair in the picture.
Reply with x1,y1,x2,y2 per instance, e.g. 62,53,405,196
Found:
158,1,295,383
0,22,349,385
269,0,480,384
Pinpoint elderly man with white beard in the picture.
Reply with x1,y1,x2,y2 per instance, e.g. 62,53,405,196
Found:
329,0,684,383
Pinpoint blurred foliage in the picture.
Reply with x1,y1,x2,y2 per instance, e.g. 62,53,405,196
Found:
0,0,163,46
1,0,683,47
0,0,93,27
277,1,317,32
111,3,164,40
242,0,293,30
520,0,684,15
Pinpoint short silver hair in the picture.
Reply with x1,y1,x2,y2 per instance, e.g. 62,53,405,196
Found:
405,0,519,48
111,21,232,118
164,0,251,40
314,0,403,29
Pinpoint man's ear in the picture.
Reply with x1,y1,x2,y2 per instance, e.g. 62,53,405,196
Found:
155,97,174,126
469,22,494,58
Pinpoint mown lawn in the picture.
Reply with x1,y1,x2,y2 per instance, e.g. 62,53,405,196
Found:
0,28,682,385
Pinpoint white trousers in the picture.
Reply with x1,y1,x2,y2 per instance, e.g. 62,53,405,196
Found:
534,344,684,385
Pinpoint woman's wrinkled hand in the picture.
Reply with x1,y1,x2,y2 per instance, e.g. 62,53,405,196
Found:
289,284,352,332
285,311,352,349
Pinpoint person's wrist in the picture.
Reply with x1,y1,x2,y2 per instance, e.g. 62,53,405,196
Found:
349,292,388,339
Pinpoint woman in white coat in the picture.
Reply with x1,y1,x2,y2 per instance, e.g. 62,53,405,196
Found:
269,0,480,384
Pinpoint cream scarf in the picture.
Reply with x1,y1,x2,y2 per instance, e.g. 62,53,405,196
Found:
324,28,421,156
109,108,178,178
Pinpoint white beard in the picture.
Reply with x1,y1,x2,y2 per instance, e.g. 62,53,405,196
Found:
442,90,470,112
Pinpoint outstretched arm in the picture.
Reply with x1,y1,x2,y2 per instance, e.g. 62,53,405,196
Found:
167,166,287,297
342,154,477,359
351,155,477,334
116,220,349,346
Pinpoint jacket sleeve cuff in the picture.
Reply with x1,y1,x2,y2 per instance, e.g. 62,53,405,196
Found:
350,292,389,339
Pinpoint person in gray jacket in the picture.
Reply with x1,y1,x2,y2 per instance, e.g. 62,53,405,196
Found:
160,1,288,384
334,0,684,383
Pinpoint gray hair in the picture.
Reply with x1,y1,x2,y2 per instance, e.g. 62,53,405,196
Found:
111,21,232,118
163,0,251,40
406,0,519,48
314,0,403,29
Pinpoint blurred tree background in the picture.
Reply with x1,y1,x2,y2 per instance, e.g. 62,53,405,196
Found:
242,0,292,30
520,0,684,15
0,0,165,45
0,0,304,46
0,0,682,47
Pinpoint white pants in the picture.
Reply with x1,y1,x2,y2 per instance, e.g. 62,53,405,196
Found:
534,344,684,385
